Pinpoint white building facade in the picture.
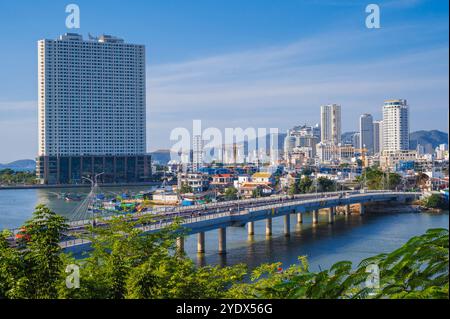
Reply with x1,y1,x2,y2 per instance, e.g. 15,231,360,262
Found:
36,33,150,184
320,104,341,146
38,33,146,156
382,99,409,151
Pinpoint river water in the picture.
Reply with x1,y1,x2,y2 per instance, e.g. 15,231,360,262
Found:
0,187,448,271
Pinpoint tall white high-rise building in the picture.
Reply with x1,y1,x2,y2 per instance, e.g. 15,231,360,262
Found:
373,120,383,154
192,135,203,172
382,99,409,151
36,33,150,184
38,33,146,156
320,104,341,145
359,113,374,154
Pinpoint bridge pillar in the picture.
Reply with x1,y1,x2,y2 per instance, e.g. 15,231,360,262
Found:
197,232,205,254
328,207,335,224
284,215,290,236
218,228,226,254
247,221,254,236
297,212,303,224
266,218,272,236
312,210,319,224
345,204,351,215
176,237,184,254
359,204,365,216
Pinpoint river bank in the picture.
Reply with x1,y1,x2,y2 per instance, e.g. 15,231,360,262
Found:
0,181,168,190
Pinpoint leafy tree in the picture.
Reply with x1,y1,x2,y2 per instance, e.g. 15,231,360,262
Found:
252,187,263,198
0,205,67,298
357,168,402,190
422,194,447,209
298,176,313,193
179,183,193,194
227,228,449,299
317,177,336,192
0,169,37,185
288,182,299,196
59,214,246,299
224,187,238,201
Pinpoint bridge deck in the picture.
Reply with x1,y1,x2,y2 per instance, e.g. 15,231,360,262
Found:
57,191,420,251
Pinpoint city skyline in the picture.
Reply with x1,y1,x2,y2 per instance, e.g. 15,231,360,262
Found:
0,0,448,162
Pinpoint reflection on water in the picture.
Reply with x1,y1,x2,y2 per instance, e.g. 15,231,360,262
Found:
0,188,448,272
185,211,448,271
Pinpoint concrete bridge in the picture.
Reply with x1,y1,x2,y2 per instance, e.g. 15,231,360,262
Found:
59,190,420,255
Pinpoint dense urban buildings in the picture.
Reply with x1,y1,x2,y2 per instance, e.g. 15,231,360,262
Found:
36,33,151,184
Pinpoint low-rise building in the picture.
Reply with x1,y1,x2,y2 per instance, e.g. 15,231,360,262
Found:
380,150,418,171
177,172,210,193
239,182,273,198
210,174,235,189
251,172,274,185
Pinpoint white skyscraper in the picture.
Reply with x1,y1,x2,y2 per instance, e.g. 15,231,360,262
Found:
38,33,146,156
359,113,374,154
192,135,203,172
382,99,409,151
36,33,150,184
373,120,383,154
320,104,341,146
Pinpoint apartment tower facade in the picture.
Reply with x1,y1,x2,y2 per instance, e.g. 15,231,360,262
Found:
36,33,151,184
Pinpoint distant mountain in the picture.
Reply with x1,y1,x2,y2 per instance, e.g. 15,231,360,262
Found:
409,130,448,151
0,159,36,171
341,130,448,153
149,149,171,165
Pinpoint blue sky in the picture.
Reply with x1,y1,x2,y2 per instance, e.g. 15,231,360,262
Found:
0,0,448,162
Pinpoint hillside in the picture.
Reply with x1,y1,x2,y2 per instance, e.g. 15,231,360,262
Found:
409,130,448,151
0,159,36,171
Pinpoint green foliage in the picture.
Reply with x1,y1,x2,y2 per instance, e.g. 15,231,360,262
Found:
0,169,37,185
288,176,313,195
288,182,299,195
356,167,401,190
0,205,68,298
422,194,447,209
227,228,449,299
179,183,193,194
317,177,336,192
224,187,238,201
58,214,246,299
298,176,313,193
252,187,263,198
